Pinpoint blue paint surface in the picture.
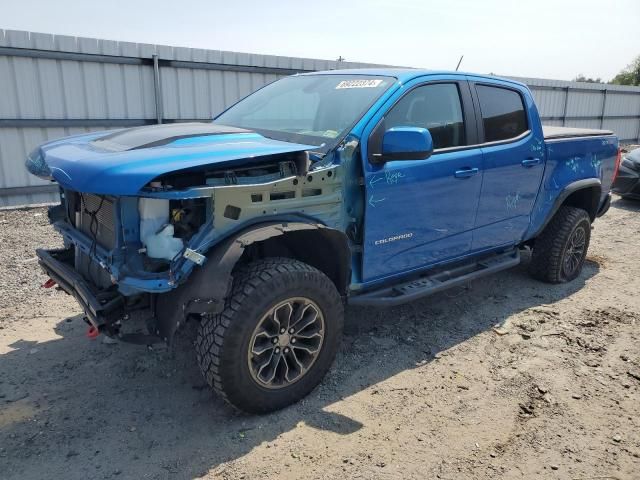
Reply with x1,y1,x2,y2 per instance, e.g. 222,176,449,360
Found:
381,127,433,158
526,136,617,238
355,73,617,287
28,69,619,296
37,131,315,195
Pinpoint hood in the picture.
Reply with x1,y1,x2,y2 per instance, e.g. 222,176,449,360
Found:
29,123,315,195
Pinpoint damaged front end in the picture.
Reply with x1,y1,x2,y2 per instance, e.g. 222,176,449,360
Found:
37,188,210,343
33,123,345,343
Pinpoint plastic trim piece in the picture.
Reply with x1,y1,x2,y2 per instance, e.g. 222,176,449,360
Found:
349,250,520,307
530,178,602,238
36,248,124,328
155,220,350,342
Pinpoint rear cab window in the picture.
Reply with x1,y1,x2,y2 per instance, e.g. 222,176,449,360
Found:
475,84,528,142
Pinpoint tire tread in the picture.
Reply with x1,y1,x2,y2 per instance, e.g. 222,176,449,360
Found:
195,257,343,413
529,206,591,283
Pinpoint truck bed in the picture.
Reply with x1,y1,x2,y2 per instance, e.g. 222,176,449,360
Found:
543,125,613,140
527,127,619,240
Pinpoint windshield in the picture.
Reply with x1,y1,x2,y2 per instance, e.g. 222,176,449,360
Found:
213,75,393,153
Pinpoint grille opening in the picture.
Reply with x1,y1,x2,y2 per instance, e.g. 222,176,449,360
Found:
76,193,116,250
251,193,263,203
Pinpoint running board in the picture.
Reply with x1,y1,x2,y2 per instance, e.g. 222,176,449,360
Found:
349,250,521,307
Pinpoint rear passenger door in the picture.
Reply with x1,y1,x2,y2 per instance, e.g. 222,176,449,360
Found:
470,81,545,250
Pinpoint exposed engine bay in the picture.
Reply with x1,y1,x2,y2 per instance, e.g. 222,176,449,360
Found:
27,120,361,344
40,149,346,343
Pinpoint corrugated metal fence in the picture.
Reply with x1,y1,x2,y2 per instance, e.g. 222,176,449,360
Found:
508,75,640,142
1,29,639,207
0,29,386,207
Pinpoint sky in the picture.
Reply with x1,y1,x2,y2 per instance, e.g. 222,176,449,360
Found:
2,0,639,81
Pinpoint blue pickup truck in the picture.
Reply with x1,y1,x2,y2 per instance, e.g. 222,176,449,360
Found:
27,69,621,413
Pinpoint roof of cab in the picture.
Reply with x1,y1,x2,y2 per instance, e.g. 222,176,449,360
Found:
299,68,528,89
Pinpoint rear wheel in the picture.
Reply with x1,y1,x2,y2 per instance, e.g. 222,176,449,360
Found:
195,257,343,413
529,206,591,283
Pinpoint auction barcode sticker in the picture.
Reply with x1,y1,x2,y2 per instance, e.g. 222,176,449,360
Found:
335,79,384,89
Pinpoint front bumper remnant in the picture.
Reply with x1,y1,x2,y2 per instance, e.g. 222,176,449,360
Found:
36,248,125,330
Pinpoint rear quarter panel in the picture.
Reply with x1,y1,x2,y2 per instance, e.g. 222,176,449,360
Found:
526,135,618,238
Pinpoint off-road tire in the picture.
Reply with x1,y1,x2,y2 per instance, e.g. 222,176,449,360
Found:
195,257,343,413
529,206,591,283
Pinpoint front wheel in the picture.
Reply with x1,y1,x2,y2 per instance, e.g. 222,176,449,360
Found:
528,206,591,283
195,257,343,413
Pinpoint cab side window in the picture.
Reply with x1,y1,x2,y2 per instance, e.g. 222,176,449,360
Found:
475,85,528,142
384,83,466,150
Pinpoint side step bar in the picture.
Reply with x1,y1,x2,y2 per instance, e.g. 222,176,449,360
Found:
349,250,521,307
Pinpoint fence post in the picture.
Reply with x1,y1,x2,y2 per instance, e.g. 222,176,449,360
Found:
562,86,570,126
152,54,163,124
600,88,608,130
636,100,640,143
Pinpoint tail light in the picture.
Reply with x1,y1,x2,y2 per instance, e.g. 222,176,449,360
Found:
612,148,622,182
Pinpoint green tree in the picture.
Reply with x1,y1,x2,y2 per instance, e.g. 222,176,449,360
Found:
610,55,640,86
573,74,602,83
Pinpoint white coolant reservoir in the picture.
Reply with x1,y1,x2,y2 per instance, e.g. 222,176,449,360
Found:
139,198,183,260
145,224,183,261
139,198,170,243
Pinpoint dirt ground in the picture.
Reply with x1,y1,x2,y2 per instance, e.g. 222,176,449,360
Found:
0,198,639,480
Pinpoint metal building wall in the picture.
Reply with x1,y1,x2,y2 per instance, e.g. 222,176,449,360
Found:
0,29,386,207
507,76,640,140
1,29,640,207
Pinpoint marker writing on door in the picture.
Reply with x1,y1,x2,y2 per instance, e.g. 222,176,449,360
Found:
368,195,386,207
369,176,384,189
385,171,406,184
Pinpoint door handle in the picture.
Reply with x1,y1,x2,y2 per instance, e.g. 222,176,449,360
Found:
522,158,542,167
454,167,479,178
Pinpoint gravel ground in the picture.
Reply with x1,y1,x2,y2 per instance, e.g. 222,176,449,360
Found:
0,199,639,480
0,207,65,322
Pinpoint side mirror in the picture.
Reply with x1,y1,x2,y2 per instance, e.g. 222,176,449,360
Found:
380,127,433,162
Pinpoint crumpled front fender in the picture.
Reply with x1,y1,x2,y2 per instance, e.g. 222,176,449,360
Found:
154,221,347,342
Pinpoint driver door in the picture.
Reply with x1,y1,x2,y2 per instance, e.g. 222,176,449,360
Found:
361,80,484,283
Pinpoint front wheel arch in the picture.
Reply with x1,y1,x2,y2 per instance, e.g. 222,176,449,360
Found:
154,222,350,342
240,228,351,296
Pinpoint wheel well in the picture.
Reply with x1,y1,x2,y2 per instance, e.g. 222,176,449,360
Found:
240,229,351,295
154,224,350,342
562,186,600,221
